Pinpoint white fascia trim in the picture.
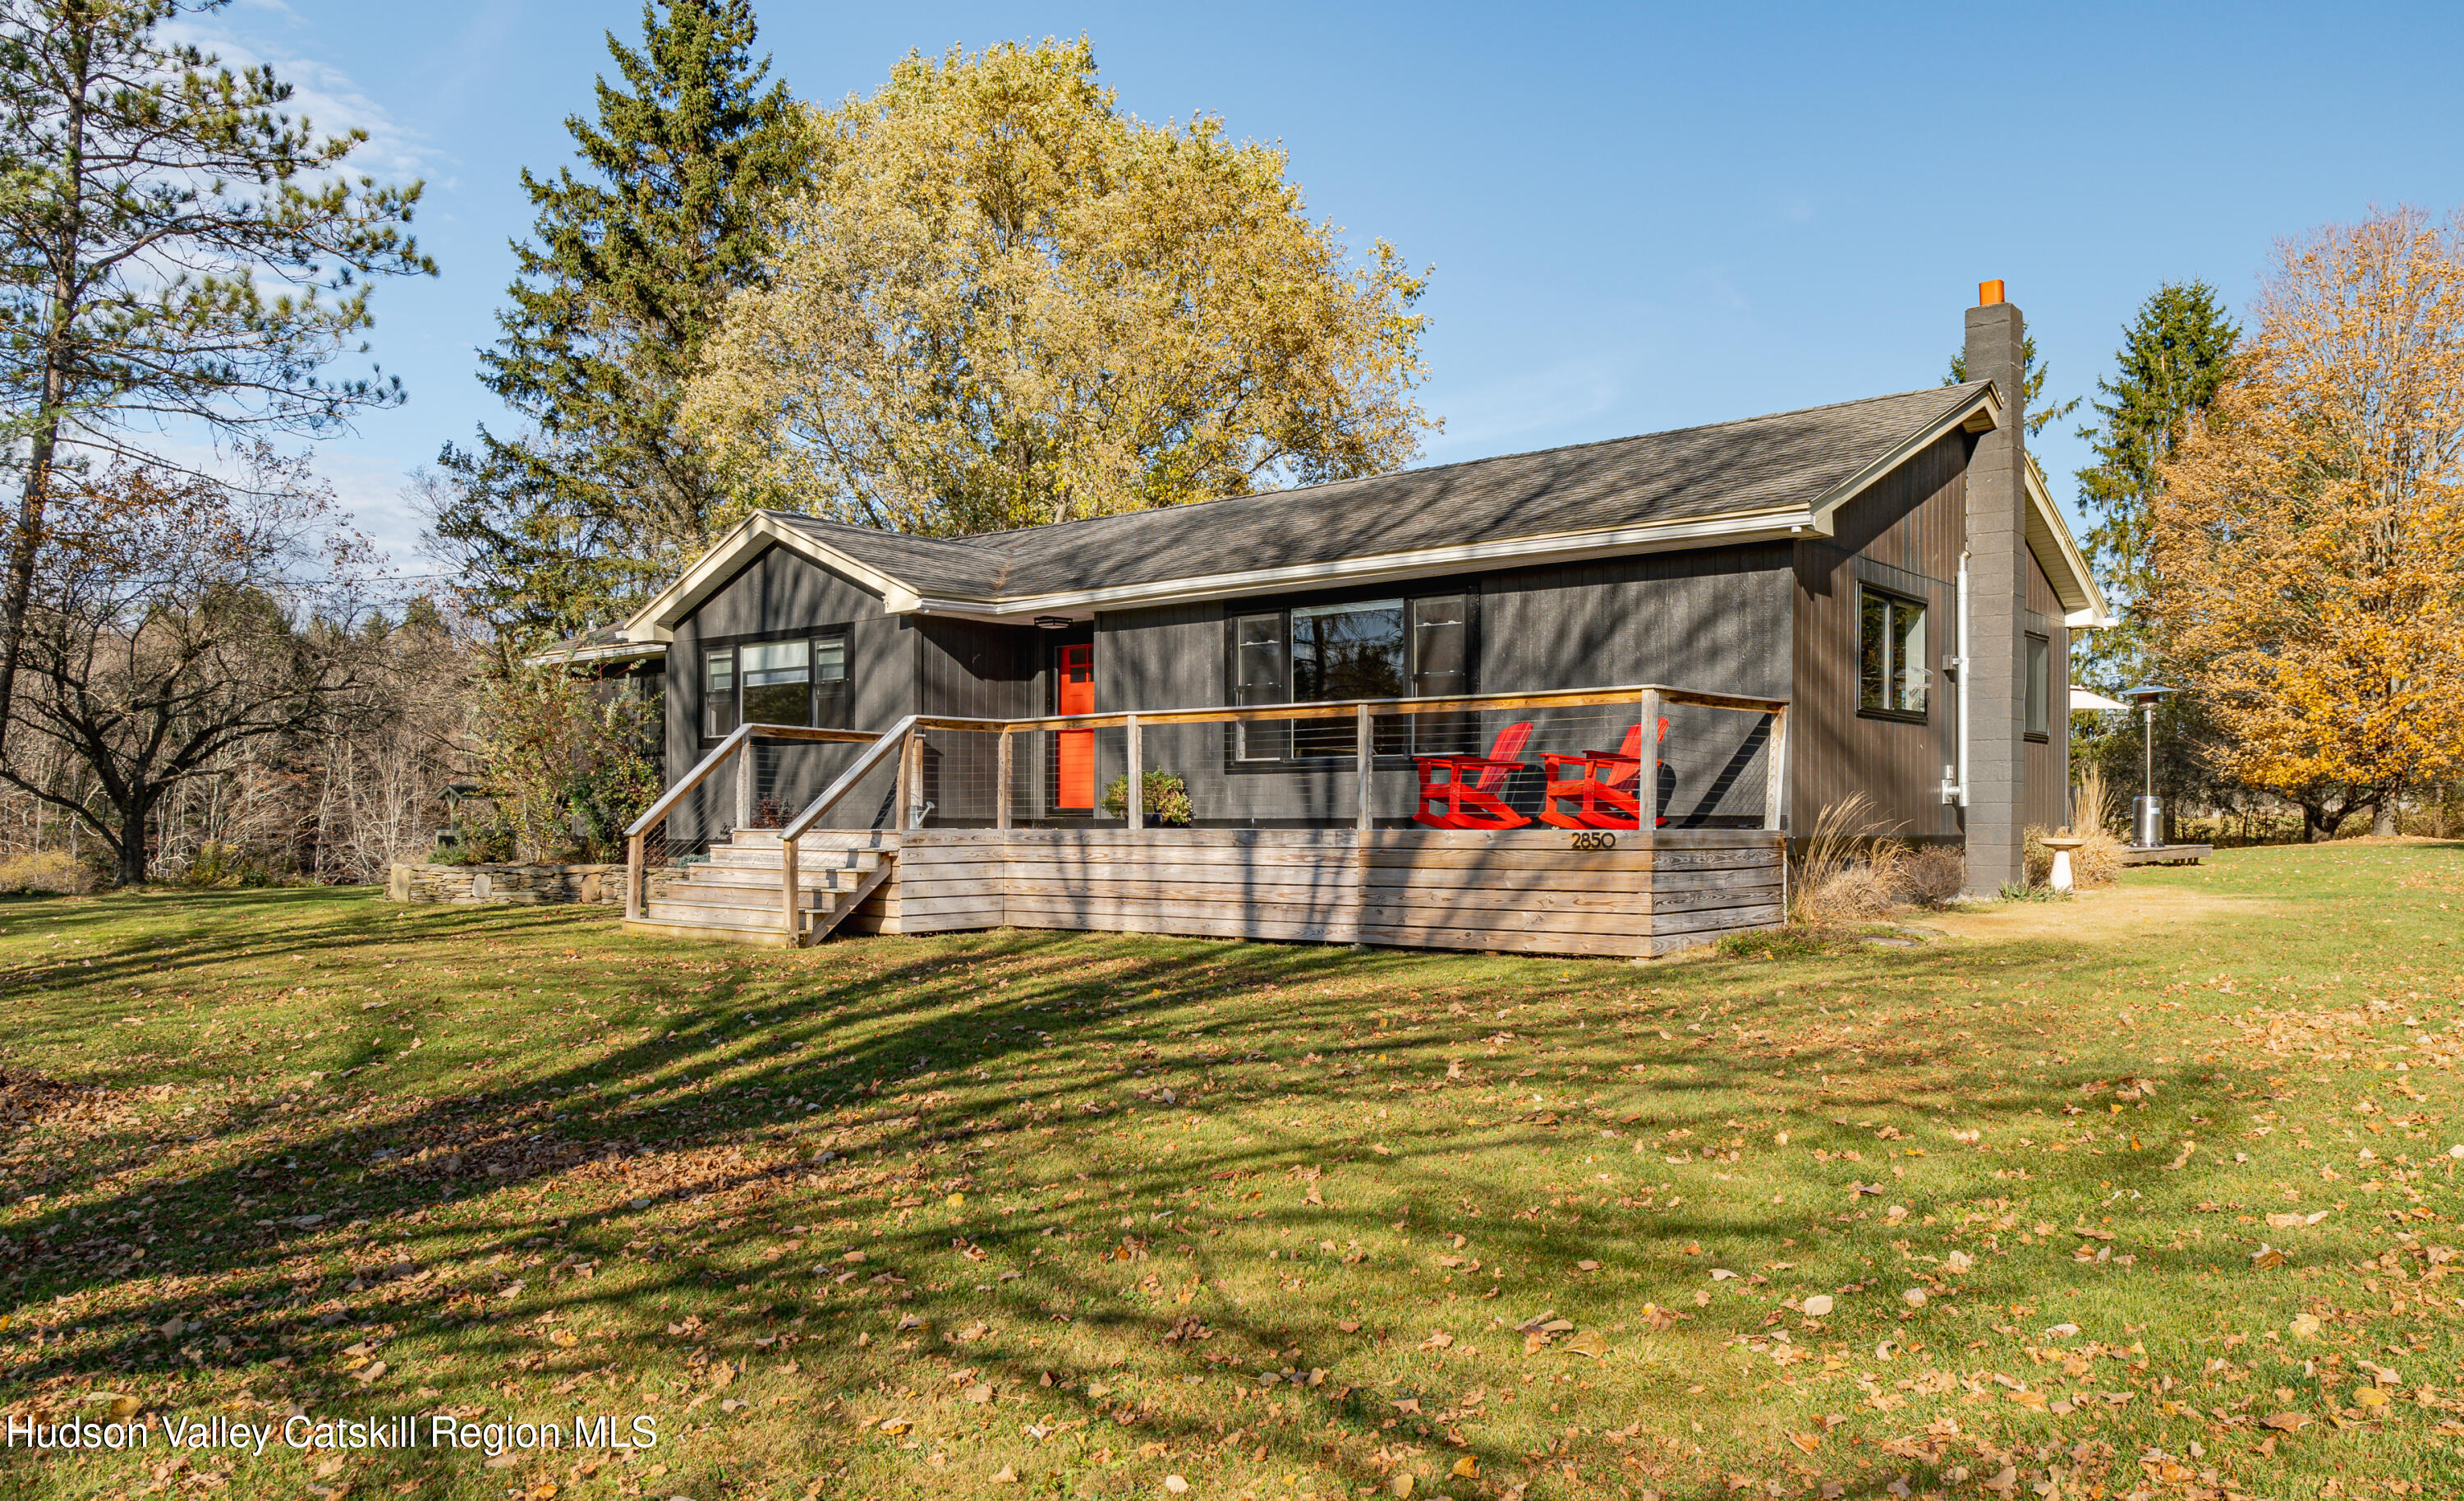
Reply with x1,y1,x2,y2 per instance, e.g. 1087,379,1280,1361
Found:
2021,462,2112,628
524,640,670,668
903,507,1823,619
619,513,911,642
1803,383,2004,533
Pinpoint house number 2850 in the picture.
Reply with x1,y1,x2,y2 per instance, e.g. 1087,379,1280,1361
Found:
1568,831,1618,850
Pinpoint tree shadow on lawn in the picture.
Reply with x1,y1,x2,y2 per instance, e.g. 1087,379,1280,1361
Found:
0,891,2295,1497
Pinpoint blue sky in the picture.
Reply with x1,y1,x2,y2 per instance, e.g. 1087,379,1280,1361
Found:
195,0,2464,572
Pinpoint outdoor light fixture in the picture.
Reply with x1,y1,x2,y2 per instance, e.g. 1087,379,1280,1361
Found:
1033,615,1076,630
2119,684,2177,849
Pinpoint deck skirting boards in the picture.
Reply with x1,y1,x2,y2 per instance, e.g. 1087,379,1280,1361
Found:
841,828,1784,958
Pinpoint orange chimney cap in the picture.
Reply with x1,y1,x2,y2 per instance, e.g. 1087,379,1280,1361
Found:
1979,279,2006,306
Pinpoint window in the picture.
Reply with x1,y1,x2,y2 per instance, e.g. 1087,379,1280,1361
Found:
2025,632,2052,740
703,632,850,739
1230,592,1471,760
1291,599,1403,756
705,648,738,737
1409,595,1476,755
1857,586,1928,718
1230,614,1289,760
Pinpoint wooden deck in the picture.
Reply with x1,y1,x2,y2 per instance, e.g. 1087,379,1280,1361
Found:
2117,843,2213,866
830,826,1783,958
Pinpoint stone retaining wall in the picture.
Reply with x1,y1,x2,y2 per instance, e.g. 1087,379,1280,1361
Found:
386,862,625,905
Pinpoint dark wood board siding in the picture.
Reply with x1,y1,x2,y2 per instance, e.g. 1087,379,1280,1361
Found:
665,544,910,843
1482,545,1792,828
1791,432,1970,839
2023,550,2071,831
916,618,1036,826
1088,548,1792,827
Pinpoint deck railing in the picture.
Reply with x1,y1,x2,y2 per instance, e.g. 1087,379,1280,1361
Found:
621,721,882,919
624,684,1788,921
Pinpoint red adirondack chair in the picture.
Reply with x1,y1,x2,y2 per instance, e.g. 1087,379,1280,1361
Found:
1413,722,1534,830
1539,717,1667,829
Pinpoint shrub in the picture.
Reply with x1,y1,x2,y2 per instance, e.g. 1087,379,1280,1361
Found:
1792,794,1915,922
2073,762,2117,836
181,841,291,889
1101,770,1193,826
1896,845,1969,906
0,850,94,895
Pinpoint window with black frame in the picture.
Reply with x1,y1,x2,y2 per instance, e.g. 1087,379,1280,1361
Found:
702,632,849,740
1856,586,1928,719
2025,632,2051,740
1230,592,1473,760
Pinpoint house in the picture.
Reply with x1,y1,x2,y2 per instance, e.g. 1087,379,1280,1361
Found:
599,288,2105,954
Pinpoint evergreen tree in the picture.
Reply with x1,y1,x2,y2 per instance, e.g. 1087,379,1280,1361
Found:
2071,281,2240,678
2067,282,2241,830
1944,334,2079,439
0,0,430,762
425,0,804,636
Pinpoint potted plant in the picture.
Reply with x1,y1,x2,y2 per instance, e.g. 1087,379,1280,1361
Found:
1101,770,1193,826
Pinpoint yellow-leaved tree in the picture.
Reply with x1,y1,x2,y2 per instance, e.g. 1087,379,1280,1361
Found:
681,37,1437,535
2150,206,2464,840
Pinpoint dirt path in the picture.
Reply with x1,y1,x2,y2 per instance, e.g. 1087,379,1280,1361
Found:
1908,879,2262,946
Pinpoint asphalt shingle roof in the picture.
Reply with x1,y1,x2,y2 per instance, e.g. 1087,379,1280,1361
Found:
766,382,1986,601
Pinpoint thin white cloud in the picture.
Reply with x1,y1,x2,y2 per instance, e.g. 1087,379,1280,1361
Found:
1419,357,1626,459
159,11,439,186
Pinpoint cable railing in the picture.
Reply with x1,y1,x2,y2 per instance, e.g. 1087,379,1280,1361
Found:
624,684,1789,924
622,722,884,919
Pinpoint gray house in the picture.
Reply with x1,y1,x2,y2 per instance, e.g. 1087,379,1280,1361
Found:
605,291,2103,912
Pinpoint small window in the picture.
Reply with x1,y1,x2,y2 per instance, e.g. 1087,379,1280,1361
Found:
1857,586,1928,719
2025,632,2052,740
706,648,738,737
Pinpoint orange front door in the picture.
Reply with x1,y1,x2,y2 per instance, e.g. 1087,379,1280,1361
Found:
1056,643,1095,809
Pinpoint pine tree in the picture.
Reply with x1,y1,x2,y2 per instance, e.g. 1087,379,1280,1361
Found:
2065,285,2241,827
426,0,804,635
1944,334,2079,439
2072,281,2240,675
0,0,430,762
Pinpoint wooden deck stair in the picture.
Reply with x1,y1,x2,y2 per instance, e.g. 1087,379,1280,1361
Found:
622,831,895,947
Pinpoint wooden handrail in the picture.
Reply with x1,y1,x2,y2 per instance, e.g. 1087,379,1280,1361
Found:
626,722,882,838
638,687,1777,842
900,682,1787,735
780,715,922,841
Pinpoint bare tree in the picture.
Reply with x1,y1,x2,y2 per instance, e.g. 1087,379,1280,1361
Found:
0,449,391,884
303,601,469,882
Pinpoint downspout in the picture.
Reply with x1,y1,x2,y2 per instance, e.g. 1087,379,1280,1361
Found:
1948,550,1972,808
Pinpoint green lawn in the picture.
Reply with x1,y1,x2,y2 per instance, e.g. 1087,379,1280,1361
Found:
0,843,2459,1501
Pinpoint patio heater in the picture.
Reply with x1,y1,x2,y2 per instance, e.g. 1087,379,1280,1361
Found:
2119,684,2176,849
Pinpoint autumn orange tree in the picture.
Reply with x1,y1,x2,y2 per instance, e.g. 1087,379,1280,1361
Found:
2149,207,2464,841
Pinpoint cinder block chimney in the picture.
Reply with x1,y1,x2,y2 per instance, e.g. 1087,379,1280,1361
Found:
1962,282,2029,891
